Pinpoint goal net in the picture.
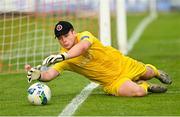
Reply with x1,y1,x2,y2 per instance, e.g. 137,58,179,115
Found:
0,0,99,73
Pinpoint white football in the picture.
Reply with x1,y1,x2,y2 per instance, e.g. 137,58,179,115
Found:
27,82,51,105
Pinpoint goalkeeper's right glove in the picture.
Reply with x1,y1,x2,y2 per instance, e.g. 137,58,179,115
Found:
27,65,41,83
42,52,68,66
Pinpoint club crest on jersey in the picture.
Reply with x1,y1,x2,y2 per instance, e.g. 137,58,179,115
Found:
56,24,63,31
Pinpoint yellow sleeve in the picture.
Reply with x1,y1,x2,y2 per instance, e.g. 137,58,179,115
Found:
52,61,70,73
60,47,67,53
78,31,94,44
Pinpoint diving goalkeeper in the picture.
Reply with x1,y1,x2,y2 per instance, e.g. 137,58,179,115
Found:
25,21,172,97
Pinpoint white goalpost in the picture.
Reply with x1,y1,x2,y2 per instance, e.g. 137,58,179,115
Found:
99,0,111,46
116,0,128,55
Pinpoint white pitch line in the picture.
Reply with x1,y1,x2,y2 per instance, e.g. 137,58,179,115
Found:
58,82,99,116
128,13,157,52
58,13,157,116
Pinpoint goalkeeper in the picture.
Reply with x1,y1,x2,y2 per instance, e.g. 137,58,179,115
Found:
25,21,172,97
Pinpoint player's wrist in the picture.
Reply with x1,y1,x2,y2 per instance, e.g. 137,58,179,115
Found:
61,52,69,60
37,74,42,81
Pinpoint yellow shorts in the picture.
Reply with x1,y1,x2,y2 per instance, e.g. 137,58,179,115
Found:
103,77,131,96
103,57,147,96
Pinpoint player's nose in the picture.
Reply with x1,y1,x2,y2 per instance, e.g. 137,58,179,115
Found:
63,37,69,44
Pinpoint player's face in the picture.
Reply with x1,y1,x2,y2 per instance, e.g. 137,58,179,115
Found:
58,30,77,50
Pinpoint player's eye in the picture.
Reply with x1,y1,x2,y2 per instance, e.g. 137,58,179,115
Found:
58,36,62,40
64,34,69,37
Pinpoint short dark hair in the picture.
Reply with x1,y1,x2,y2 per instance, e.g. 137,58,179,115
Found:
54,21,74,38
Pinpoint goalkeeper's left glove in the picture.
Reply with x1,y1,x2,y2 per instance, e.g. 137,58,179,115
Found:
27,65,41,83
42,52,68,66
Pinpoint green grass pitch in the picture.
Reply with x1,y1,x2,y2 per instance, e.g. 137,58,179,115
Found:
0,12,180,116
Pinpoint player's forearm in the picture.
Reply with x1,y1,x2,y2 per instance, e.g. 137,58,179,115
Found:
40,72,53,82
67,45,86,58
42,41,91,66
40,68,59,82
67,40,91,59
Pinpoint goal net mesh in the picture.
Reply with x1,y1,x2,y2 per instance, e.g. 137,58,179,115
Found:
0,0,99,73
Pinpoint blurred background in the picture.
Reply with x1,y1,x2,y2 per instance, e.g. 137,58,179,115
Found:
1,0,180,13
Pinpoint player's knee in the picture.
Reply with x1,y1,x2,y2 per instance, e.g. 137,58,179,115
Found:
144,66,156,78
133,87,147,96
119,87,146,97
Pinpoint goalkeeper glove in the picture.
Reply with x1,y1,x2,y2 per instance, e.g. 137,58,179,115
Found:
27,65,41,83
42,52,68,66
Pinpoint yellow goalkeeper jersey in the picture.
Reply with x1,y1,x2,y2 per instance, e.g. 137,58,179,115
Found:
52,31,146,86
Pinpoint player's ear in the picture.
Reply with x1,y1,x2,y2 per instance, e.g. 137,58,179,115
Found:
71,29,76,35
